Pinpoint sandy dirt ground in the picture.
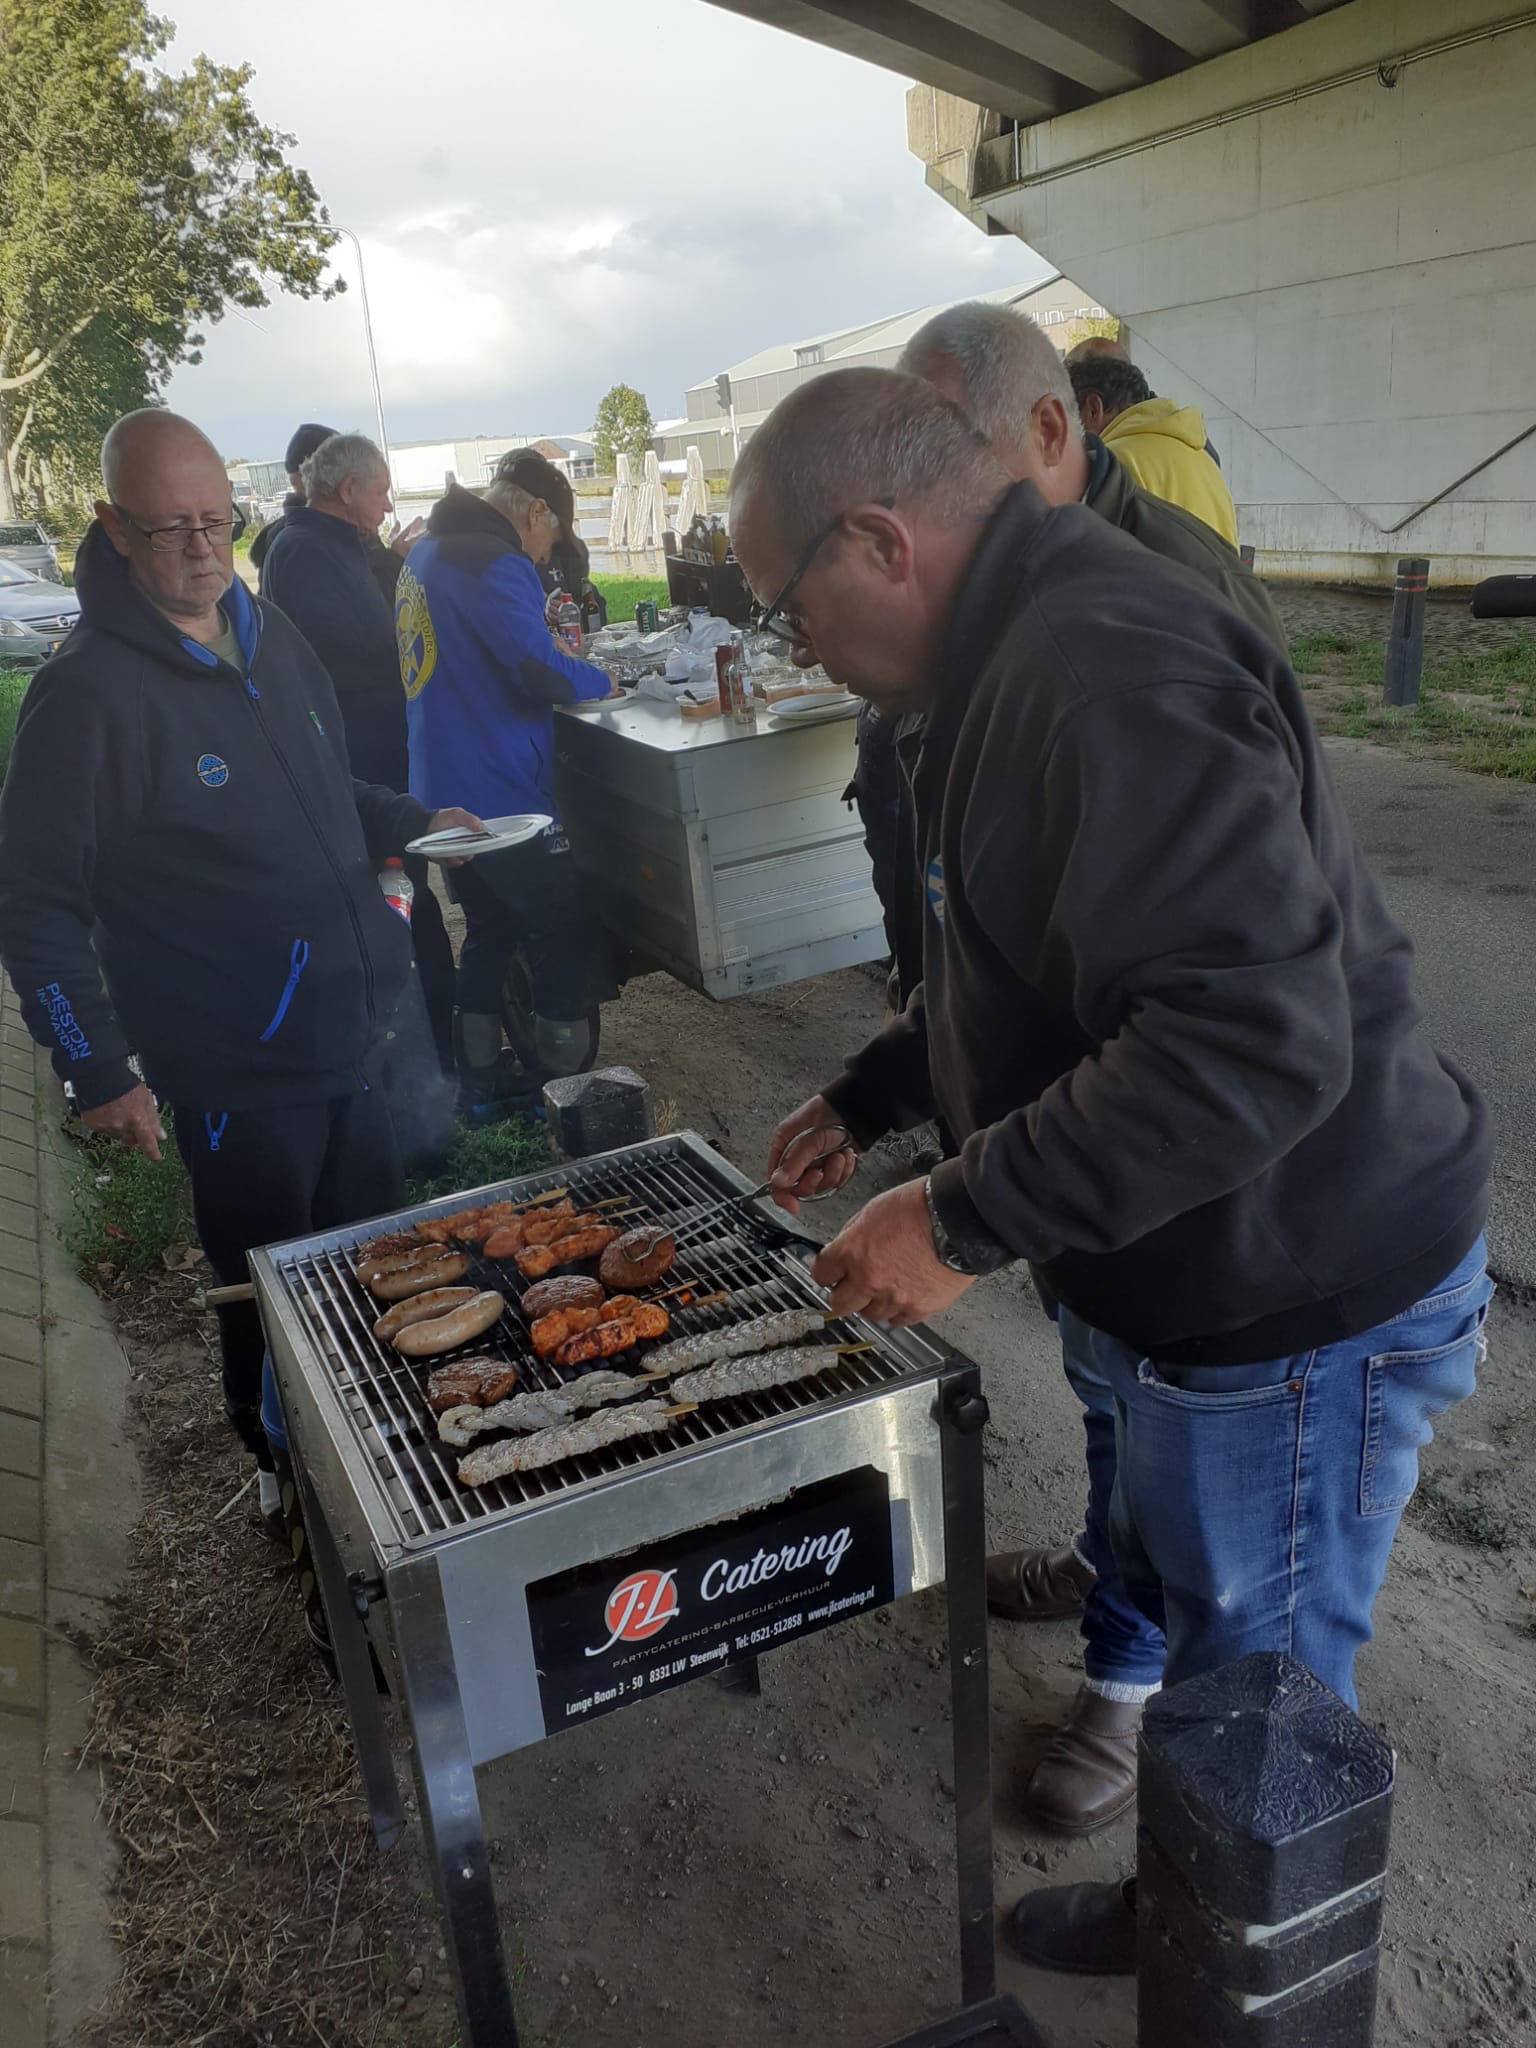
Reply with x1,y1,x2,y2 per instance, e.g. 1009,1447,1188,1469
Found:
87,892,1534,2048
439,956,1535,2048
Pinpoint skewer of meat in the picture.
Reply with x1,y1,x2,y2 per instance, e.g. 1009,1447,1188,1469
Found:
529,1293,641,1360
437,1371,647,1447
515,1224,620,1280
638,1308,828,1380
481,1201,583,1259
553,1303,670,1369
456,1401,677,1484
665,1345,851,1406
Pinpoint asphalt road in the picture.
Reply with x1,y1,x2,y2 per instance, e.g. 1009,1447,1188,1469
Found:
1326,740,1536,1288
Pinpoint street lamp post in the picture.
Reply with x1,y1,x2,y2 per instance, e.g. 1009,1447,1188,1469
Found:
335,223,389,459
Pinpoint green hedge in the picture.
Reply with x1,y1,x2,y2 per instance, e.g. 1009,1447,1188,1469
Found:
0,667,30,780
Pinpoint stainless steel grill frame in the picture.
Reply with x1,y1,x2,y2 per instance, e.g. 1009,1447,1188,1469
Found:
251,1131,995,2046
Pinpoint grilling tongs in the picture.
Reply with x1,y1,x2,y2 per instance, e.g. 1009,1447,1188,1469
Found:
629,1123,858,1256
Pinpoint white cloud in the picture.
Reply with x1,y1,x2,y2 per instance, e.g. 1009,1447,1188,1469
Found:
162,0,1049,457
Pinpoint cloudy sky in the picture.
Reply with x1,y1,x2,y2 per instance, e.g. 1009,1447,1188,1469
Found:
161,0,1048,461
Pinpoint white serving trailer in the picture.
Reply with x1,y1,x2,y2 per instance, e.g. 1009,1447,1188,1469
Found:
553,695,886,998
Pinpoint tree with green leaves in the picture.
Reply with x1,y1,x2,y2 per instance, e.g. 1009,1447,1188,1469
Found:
0,0,341,521
592,384,655,476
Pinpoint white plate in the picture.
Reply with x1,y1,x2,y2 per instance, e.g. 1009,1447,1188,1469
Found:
768,691,859,726
406,813,553,860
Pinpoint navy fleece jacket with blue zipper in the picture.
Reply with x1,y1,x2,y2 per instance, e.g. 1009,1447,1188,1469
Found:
395,483,610,819
0,523,431,1112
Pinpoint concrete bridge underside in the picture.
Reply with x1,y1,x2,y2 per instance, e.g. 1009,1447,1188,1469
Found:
709,0,1536,581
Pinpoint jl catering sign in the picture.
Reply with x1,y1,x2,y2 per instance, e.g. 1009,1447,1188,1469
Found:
526,1468,896,1734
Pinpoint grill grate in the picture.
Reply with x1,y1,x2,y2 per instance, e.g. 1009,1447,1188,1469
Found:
270,1139,933,1540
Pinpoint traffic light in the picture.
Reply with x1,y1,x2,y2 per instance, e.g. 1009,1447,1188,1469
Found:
715,373,732,412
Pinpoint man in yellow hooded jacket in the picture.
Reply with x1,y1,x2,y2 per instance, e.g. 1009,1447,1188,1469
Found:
1068,354,1238,547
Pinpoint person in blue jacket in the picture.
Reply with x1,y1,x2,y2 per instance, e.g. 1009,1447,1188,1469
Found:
0,410,480,1518
396,449,615,1103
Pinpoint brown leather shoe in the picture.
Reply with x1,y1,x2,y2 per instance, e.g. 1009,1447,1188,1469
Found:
986,1544,1095,1622
1022,1686,1142,1835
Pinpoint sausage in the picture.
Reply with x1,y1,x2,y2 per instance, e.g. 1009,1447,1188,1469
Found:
358,1240,442,1285
598,1229,676,1292
520,1275,606,1320
553,1303,671,1369
393,1290,507,1357
515,1225,620,1280
368,1248,470,1301
372,1285,479,1343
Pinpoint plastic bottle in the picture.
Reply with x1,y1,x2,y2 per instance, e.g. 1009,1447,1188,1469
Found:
555,593,583,655
379,858,414,923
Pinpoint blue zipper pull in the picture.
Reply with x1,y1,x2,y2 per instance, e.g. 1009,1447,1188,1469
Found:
246,675,261,700
259,939,311,1043
205,1111,229,1153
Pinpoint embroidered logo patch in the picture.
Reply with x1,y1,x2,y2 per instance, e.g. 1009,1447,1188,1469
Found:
197,753,229,788
395,564,437,700
926,856,946,926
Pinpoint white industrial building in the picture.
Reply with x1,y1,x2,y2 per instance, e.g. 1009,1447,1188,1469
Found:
655,275,1110,472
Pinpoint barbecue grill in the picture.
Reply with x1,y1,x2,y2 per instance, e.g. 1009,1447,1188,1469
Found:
252,1131,995,2047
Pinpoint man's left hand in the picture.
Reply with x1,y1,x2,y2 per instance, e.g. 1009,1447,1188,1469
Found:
811,1179,975,1327
425,806,487,868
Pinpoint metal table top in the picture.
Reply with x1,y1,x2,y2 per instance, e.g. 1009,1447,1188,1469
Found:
556,691,856,757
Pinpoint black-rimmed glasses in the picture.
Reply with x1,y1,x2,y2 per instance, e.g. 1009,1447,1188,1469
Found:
757,495,895,643
110,502,243,552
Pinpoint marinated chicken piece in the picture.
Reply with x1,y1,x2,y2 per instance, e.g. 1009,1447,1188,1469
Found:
415,1201,515,1246
640,1308,829,1379
553,1302,671,1369
520,1274,606,1320
436,1371,647,1447
666,1345,847,1406
456,1401,676,1483
483,1199,579,1260
425,1356,520,1415
515,1225,620,1280
529,1294,642,1360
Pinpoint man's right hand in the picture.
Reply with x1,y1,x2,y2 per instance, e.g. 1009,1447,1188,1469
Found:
81,1082,165,1162
767,1094,859,1213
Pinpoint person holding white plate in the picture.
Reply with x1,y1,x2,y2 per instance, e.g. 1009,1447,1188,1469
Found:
396,449,618,1107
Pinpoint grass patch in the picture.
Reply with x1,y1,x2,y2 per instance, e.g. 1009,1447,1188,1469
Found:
1294,627,1536,781
594,573,669,624
67,1114,195,1276
404,1111,553,1204
0,665,31,779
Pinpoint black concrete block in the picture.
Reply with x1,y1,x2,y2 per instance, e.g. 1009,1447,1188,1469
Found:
541,1067,655,1159
1139,1653,1394,1928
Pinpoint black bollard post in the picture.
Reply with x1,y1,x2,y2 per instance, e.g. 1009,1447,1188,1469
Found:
1382,557,1430,707
1137,1653,1394,2047
1239,544,1256,568
541,1066,655,1160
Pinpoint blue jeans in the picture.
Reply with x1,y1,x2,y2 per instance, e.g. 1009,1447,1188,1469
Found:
1062,1239,1492,1708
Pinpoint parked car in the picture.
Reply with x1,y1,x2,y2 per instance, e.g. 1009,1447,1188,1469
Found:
0,557,80,669
0,522,62,583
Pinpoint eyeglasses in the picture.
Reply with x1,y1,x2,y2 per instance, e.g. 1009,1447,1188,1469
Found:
757,496,895,644
110,503,243,552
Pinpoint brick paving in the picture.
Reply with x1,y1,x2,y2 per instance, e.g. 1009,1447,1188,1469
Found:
0,984,45,2042
0,983,136,2043
1271,584,1535,661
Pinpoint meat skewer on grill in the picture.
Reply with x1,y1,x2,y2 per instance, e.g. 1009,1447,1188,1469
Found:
456,1401,678,1484
437,1370,647,1447
553,1302,670,1369
529,1293,643,1360
638,1307,829,1379
515,1224,620,1280
664,1344,853,1406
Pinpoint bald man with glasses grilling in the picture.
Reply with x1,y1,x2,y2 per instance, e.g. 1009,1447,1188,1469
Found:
0,409,480,1539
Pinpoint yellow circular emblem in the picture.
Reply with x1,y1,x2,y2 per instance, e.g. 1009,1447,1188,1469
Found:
396,563,437,700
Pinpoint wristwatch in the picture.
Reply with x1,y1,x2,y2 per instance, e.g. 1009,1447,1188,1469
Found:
924,1174,978,1275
